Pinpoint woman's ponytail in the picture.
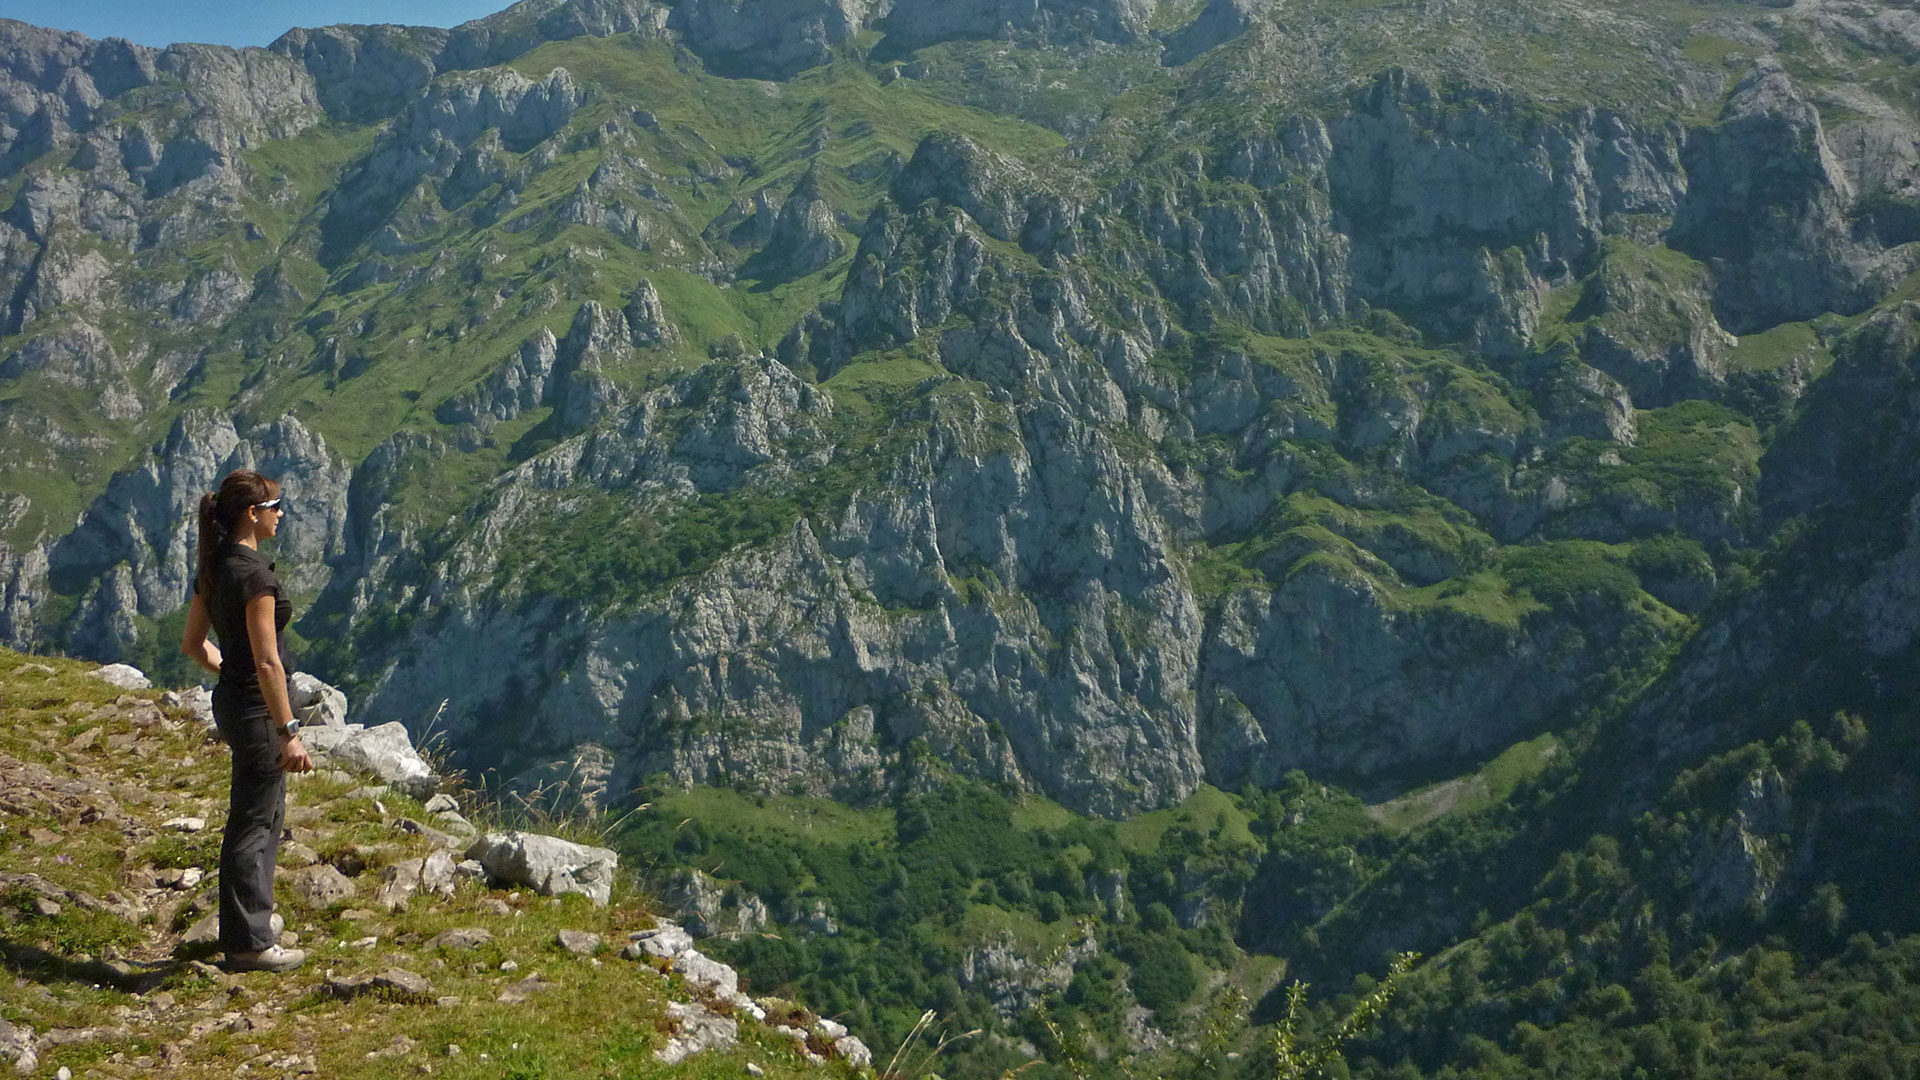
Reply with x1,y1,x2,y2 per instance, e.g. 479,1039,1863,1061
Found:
193,470,279,597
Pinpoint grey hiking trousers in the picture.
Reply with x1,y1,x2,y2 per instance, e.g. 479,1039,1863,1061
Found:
212,682,285,954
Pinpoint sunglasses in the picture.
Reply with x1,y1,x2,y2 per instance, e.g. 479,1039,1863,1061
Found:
254,498,288,514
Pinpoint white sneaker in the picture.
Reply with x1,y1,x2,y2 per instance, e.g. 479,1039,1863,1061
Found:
227,944,306,972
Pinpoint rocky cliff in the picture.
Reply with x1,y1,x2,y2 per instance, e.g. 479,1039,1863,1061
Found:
2,0,1917,815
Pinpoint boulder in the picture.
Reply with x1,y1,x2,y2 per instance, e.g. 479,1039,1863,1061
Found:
624,922,694,961
1,1016,35,1074
654,1001,737,1064
288,672,348,727
162,686,214,725
305,722,435,798
87,663,149,690
834,1035,873,1068
463,831,618,906
672,949,739,997
374,850,460,911
286,864,356,908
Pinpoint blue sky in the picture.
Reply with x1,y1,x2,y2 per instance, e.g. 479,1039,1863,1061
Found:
0,1,514,49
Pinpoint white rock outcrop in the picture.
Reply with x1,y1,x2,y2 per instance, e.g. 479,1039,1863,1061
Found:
463,831,618,906
289,672,349,727
301,722,436,799
86,663,149,690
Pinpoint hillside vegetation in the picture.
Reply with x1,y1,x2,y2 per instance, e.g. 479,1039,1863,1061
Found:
0,648,868,1079
3,0,1920,1075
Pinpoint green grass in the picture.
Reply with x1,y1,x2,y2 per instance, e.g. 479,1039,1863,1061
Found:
646,787,896,848
1112,785,1257,855
953,901,1083,954
1728,321,1826,373
1367,733,1561,832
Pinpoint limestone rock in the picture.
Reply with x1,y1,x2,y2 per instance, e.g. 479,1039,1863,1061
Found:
833,1035,873,1067
463,831,619,906
556,929,602,955
305,722,435,798
374,850,460,911
654,1001,737,1064
427,927,492,951
86,663,149,690
498,973,553,1003
324,968,432,1003
288,672,348,727
162,686,214,726
285,864,356,908
0,1017,35,1075
673,949,740,997
625,922,695,961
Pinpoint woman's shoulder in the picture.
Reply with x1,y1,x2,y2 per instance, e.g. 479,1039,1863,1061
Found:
215,545,281,589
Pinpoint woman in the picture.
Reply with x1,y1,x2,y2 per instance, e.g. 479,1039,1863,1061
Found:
180,469,313,973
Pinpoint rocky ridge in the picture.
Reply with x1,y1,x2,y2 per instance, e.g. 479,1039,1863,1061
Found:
0,652,872,1078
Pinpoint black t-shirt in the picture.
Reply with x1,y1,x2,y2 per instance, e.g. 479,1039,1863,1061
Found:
197,542,292,691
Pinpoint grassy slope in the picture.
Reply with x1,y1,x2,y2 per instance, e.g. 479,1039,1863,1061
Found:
0,647,863,1080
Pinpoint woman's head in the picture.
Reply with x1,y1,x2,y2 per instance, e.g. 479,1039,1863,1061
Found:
195,470,283,593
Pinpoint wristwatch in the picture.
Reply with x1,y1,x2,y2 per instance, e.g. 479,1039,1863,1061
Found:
277,719,299,739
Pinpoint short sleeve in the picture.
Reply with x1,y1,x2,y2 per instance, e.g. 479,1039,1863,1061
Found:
233,559,281,605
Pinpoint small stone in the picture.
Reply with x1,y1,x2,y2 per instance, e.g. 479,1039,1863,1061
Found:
497,974,551,1004
746,1065,764,1077
433,810,476,836
56,1067,71,1080
324,968,432,1003
479,898,511,917
498,959,518,972
556,930,601,956
426,928,492,951
280,842,319,868
436,997,462,1008
423,794,458,814
445,1044,462,1055
286,864,356,908
395,818,463,850
32,898,60,917
162,817,207,833
813,1018,848,1040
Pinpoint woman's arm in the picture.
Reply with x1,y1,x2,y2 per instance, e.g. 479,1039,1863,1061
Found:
179,593,222,676
245,593,312,774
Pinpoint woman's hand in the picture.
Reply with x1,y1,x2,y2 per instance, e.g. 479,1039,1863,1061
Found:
279,733,313,773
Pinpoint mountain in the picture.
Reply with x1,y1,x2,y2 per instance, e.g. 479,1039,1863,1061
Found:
3,0,1920,1075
